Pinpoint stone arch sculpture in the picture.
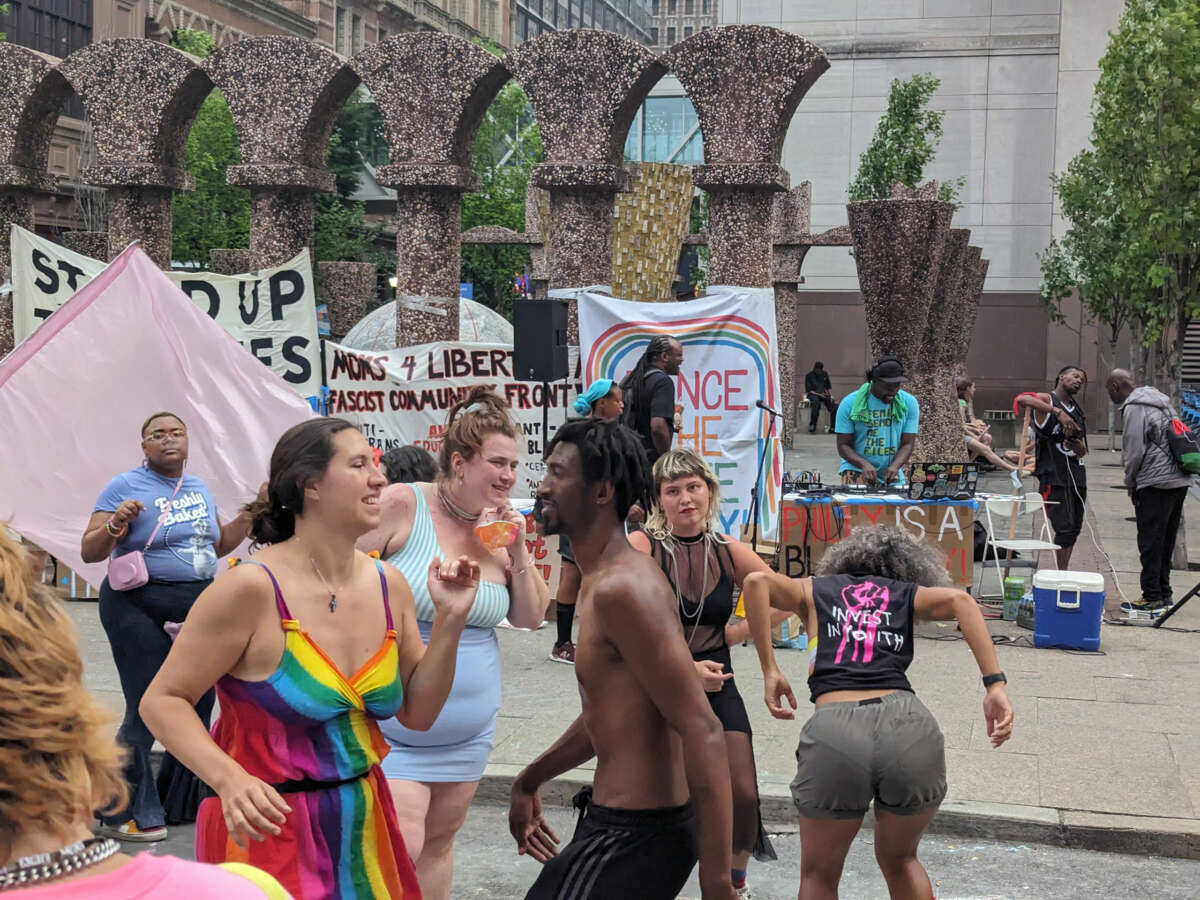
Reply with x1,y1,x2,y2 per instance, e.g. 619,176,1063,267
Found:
58,39,213,266
0,44,73,298
504,30,665,307
206,36,359,268
352,33,509,344
665,26,829,287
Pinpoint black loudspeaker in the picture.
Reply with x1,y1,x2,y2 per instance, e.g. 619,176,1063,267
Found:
513,298,569,382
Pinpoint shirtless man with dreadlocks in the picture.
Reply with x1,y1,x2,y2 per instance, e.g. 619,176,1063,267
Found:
510,419,735,900
620,335,684,467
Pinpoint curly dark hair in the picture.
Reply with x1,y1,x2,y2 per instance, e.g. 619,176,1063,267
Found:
545,419,651,522
815,525,950,587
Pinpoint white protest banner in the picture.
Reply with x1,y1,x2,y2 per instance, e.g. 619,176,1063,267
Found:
324,340,577,499
0,244,315,588
579,289,783,539
9,225,321,398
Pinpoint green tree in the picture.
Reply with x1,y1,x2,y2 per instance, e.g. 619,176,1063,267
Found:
1,4,9,42
313,89,385,267
848,73,963,205
170,30,249,266
461,79,542,316
1086,0,1200,404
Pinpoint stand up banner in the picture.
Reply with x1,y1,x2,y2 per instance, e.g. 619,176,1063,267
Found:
8,225,321,398
323,340,577,499
578,289,783,540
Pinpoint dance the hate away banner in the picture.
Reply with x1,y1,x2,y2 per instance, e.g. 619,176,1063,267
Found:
8,225,321,399
579,289,783,540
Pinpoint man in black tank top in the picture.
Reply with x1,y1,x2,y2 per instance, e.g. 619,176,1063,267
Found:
1016,366,1089,568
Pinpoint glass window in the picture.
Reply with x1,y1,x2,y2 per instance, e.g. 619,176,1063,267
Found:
651,27,658,44
351,13,363,55
684,26,692,37
703,0,711,12
335,6,347,55
666,26,675,43
652,0,660,13
685,0,693,12
668,0,676,13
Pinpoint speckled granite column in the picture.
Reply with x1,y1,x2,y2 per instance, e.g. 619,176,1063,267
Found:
666,27,829,287
60,40,210,270
0,189,34,289
699,176,781,286
382,178,470,345
910,228,971,465
209,248,252,275
954,247,988,375
505,31,665,339
846,190,955,373
105,186,174,266
533,164,630,343
353,33,509,347
318,260,376,341
62,231,110,260
247,187,315,269
206,38,358,272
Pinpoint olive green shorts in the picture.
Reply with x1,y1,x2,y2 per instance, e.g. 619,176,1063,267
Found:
790,691,947,819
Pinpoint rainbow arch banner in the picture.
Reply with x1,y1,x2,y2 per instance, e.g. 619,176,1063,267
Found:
579,289,782,540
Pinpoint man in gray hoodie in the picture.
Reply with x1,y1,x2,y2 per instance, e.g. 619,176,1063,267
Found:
1106,369,1193,617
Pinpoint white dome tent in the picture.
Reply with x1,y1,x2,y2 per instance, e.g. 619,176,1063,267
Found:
341,298,514,351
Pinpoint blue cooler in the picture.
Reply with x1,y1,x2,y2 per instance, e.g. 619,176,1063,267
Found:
1032,570,1105,651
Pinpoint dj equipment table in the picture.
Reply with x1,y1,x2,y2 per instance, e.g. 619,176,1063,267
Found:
778,492,978,588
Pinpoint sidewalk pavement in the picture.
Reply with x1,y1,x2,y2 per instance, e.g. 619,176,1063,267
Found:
66,433,1200,859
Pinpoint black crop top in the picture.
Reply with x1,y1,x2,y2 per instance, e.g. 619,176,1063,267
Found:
807,573,917,702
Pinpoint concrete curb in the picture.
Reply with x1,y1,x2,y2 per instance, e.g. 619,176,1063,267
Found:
476,769,1200,861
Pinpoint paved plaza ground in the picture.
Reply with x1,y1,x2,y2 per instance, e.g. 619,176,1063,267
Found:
66,432,1200,886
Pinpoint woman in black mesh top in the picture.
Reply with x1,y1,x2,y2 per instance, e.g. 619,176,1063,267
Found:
742,526,1014,900
628,449,779,897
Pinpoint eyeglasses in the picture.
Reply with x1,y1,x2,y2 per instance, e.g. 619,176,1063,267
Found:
143,428,186,442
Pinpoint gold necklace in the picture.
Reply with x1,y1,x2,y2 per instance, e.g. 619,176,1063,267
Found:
300,544,341,613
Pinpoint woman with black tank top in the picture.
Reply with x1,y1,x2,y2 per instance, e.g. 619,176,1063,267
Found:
740,525,1014,900
628,449,780,897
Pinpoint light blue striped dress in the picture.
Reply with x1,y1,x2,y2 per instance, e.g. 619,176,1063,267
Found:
379,484,512,782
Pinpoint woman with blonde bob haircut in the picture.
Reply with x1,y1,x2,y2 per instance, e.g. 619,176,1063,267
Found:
628,449,782,896
0,530,287,897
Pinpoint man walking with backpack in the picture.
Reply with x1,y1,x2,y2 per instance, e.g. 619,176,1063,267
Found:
1106,369,1196,618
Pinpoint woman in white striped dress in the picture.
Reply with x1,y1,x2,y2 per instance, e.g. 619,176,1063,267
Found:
357,386,550,899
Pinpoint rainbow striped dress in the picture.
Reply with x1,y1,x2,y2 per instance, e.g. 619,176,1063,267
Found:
196,560,421,899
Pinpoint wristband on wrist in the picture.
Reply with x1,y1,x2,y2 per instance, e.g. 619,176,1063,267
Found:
982,671,1007,688
105,516,125,537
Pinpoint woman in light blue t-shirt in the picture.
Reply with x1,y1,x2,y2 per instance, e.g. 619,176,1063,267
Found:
79,412,257,843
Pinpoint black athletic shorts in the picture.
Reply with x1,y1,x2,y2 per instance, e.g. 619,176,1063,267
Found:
1040,482,1087,549
525,788,697,900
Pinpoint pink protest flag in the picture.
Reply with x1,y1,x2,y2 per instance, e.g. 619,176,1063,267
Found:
0,244,315,587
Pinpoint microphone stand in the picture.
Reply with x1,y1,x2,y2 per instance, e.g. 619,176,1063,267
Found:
749,405,781,554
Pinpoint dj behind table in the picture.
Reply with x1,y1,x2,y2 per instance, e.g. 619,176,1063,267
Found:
778,464,981,588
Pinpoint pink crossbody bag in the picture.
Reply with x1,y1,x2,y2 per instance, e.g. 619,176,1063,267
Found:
107,477,184,591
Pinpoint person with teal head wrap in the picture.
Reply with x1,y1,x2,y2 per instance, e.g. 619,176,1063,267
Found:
551,379,625,664
834,356,920,486
571,378,623,420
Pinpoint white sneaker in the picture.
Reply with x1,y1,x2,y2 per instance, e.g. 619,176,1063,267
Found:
96,820,167,842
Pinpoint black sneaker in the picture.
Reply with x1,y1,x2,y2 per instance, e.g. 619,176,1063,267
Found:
550,640,575,664
1119,599,1168,619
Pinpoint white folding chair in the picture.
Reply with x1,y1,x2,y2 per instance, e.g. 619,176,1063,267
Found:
974,494,1060,598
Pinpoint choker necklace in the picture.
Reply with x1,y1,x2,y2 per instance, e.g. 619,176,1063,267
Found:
438,482,483,524
0,837,120,889
675,531,706,544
